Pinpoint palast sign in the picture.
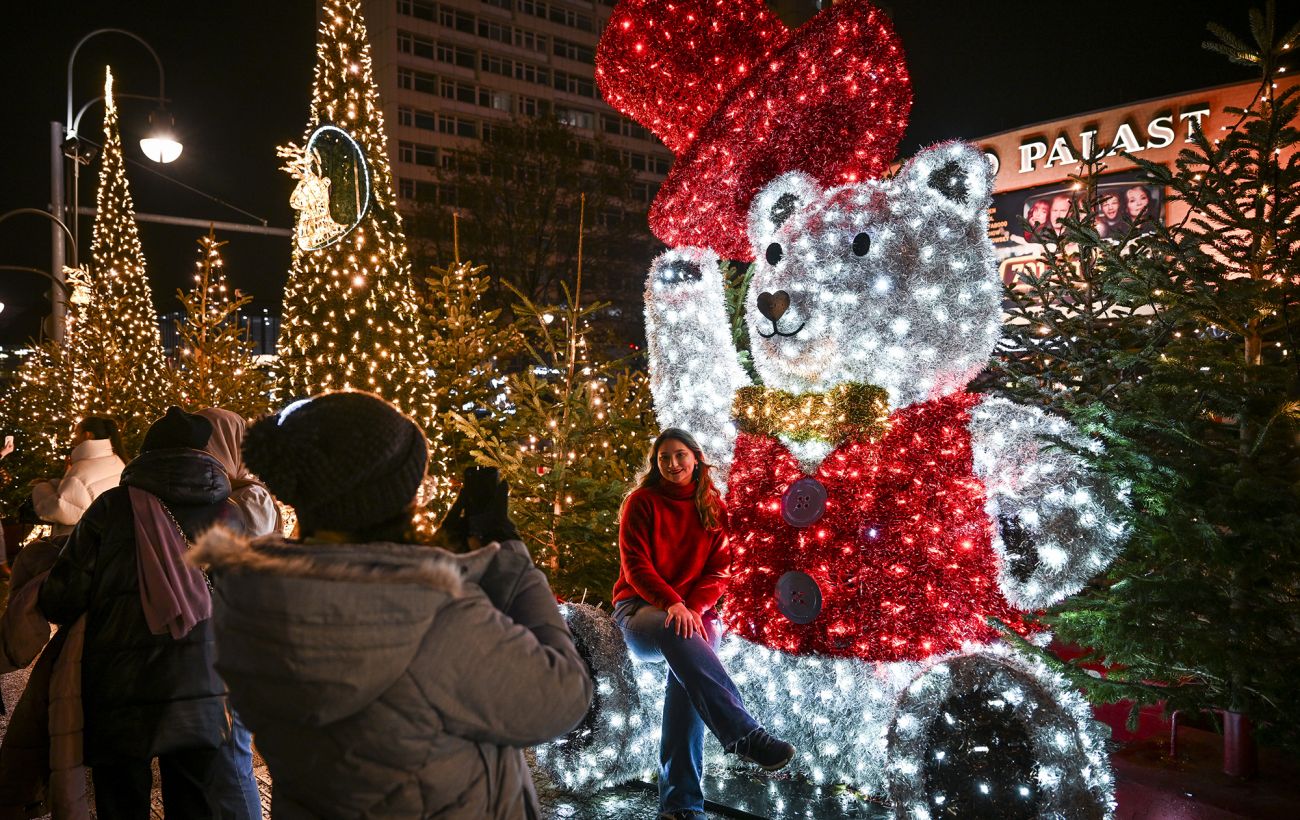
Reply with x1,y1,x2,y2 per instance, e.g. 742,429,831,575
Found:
978,78,1300,193
1011,106,1210,174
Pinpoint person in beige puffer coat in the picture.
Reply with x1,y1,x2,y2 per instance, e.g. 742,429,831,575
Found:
30,416,126,536
192,391,593,819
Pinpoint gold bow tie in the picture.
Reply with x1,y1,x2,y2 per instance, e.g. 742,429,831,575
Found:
733,383,891,443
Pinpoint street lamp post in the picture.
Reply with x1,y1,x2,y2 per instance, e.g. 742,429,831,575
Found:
1,208,78,343
49,28,182,344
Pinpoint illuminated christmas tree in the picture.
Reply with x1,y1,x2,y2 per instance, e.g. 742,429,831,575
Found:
172,228,272,418
277,0,451,503
452,279,654,599
420,252,515,473
0,337,78,518
67,68,172,454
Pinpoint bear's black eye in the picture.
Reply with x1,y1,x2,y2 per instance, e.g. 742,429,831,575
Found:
852,232,871,257
766,242,784,265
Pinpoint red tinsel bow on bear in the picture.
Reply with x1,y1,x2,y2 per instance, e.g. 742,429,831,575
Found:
597,0,913,261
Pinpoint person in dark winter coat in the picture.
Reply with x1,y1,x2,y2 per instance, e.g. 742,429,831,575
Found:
37,407,237,820
192,390,593,820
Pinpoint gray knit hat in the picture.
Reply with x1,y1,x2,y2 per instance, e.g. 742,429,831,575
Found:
243,390,428,532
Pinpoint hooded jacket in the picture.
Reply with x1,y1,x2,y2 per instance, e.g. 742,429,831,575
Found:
37,448,235,764
31,438,125,536
191,529,593,820
199,407,281,537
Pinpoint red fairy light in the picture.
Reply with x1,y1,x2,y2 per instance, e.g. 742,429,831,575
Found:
596,0,912,260
724,394,1032,663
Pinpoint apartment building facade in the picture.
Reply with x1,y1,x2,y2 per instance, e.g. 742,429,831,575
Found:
362,0,674,213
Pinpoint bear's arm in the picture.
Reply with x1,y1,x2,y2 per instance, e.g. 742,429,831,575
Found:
644,247,750,491
968,395,1129,611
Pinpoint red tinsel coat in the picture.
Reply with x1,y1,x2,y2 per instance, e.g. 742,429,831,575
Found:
723,392,1026,662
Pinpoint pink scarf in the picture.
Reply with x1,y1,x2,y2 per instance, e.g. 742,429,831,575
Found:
129,487,212,639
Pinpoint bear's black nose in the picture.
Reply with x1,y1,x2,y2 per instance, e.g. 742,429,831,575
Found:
757,290,791,322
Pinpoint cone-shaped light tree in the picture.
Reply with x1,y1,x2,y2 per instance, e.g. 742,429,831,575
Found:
172,228,272,418
276,0,451,505
70,68,173,453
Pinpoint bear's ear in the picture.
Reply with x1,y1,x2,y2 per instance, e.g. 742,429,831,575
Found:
748,171,821,243
897,141,993,219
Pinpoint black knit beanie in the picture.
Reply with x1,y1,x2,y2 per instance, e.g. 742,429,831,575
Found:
242,390,428,533
140,406,213,453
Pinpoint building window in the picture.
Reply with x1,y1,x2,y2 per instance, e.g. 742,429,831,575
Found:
398,106,438,131
398,141,438,167
398,30,436,60
649,155,671,175
549,5,593,32
398,67,439,95
602,115,651,141
398,0,436,22
439,6,476,33
436,42,477,69
480,53,509,77
518,0,546,19
553,38,594,63
482,0,512,9
398,177,439,204
513,29,547,53
517,95,539,117
557,107,594,130
439,114,479,138
478,19,511,44
553,70,594,98
514,61,549,86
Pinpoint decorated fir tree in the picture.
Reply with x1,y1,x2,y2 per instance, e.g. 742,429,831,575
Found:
276,0,451,505
67,68,173,453
172,228,272,418
420,250,515,473
0,329,79,518
990,153,1153,413
452,277,655,600
1034,5,1300,749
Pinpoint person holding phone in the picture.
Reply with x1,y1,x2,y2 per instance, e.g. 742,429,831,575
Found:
193,391,592,819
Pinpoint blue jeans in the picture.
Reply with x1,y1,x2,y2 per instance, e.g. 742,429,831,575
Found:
213,710,262,819
614,598,759,815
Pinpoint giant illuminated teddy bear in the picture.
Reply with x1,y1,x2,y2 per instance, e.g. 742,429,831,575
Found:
536,2,1126,817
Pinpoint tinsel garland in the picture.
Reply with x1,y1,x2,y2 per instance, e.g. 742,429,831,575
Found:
732,383,891,443
597,0,912,260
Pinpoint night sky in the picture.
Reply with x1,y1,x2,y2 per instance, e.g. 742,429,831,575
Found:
0,0,1269,343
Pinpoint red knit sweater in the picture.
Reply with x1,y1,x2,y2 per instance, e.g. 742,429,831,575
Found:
612,480,731,613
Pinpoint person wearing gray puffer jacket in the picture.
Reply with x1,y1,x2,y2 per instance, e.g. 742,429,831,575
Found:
192,390,592,820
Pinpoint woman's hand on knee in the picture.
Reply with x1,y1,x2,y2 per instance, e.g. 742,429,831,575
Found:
665,602,704,639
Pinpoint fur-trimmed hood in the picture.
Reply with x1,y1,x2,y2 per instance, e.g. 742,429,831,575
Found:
192,528,503,727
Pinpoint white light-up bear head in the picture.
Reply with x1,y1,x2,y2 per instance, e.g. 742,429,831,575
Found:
744,141,1001,410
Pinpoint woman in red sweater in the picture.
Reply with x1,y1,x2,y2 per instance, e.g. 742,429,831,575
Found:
613,428,794,820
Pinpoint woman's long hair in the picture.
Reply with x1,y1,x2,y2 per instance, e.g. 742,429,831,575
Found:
77,415,125,461
625,428,724,530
